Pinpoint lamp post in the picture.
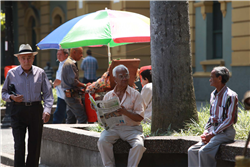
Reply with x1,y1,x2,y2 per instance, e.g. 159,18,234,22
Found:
1,1,14,128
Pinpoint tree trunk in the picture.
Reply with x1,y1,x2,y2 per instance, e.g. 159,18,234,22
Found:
150,1,198,133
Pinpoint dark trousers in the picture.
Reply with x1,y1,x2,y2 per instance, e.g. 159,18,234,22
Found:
11,104,43,167
82,77,96,84
65,97,88,124
53,97,67,123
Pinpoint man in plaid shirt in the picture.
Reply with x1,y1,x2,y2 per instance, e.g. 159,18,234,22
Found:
188,66,238,167
81,49,98,84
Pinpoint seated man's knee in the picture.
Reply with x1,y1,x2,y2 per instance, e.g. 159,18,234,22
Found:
97,138,105,147
131,137,144,148
188,147,193,154
198,148,207,157
97,135,112,147
134,143,144,149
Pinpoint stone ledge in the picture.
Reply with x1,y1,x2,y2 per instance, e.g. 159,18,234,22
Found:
0,153,14,166
42,124,250,162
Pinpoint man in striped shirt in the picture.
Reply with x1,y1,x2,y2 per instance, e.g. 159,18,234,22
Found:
188,66,238,167
80,49,98,84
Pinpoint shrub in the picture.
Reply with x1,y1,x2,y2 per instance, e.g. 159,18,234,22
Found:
52,88,57,105
0,85,6,107
88,102,250,140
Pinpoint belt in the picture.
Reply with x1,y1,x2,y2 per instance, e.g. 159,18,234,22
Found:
13,101,41,106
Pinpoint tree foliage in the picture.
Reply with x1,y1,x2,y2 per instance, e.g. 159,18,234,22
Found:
1,11,5,31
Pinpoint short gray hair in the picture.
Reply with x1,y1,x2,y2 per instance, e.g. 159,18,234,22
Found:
58,49,69,55
112,64,129,77
213,66,230,84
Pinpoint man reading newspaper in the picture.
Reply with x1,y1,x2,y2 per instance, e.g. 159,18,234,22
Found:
90,95,125,130
97,64,146,167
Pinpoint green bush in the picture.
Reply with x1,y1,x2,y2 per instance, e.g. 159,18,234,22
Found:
234,106,250,140
172,103,250,140
0,85,6,107
52,88,57,105
88,103,250,140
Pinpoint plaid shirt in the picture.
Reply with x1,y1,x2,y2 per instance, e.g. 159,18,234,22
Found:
206,86,238,135
80,55,98,80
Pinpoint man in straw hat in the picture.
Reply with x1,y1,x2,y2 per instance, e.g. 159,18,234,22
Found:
188,66,238,167
1,44,54,167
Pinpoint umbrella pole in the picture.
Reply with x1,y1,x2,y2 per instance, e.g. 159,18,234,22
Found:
108,43,111,64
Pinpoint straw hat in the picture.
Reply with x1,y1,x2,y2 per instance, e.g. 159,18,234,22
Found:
14,44,38,57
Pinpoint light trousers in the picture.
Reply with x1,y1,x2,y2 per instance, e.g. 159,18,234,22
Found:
188,126,235,167
97,125,146,167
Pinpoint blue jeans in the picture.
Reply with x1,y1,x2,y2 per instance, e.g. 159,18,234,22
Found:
53,97,67,124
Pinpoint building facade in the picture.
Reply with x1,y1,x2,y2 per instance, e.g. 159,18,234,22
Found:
189,1,250,102
1,1,150,82
1,1,249,102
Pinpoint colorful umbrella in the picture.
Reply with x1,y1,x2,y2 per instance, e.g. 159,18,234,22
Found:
37,9,150,62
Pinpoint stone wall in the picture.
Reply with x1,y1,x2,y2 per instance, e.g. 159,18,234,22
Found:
40,124,250,167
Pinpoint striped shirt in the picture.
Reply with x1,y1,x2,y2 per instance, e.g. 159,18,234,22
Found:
80,55,98,80
207,86,238,135
43,66,54,80
1,65,54,114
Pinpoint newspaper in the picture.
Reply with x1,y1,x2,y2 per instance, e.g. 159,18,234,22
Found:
89,93,125,130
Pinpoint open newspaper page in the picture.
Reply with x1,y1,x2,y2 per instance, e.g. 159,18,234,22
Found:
89,93,125,130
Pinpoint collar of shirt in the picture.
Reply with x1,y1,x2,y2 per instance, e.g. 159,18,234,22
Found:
111,85,131,104
69,57,76,63
59,59,67,66
213,85,227,97
17,65,36,76
60,58,67,64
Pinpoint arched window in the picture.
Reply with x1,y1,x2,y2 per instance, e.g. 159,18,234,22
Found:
213,1,223,59
54,14,62,29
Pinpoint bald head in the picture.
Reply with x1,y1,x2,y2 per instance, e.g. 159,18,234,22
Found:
70,47,83,61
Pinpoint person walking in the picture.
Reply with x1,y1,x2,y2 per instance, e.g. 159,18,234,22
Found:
80,49,98,83
52,49,69,123
61,47,88,124
1,44,54,167
43,61,54,81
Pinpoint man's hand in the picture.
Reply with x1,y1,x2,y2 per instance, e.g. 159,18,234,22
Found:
10,94,24,102
117,106,143,122
53,79,61,88
77,81,87,88
43,112,50,123
79,98,83,107
200,132,215,144
116,106,127,115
